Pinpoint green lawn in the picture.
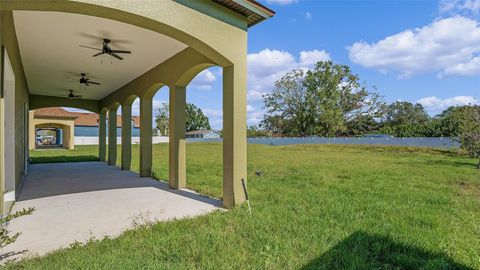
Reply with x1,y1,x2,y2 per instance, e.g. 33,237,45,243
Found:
29,146,99,163
15,143,480,269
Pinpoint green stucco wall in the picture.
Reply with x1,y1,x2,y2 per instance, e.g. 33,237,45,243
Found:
1,11,30,209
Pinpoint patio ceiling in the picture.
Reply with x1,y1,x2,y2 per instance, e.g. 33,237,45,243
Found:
13,11,188,100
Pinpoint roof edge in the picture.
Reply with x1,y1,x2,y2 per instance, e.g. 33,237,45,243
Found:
211,0,275,28
241,0,276,17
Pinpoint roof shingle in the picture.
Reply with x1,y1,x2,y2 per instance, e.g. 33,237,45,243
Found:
34,108,140,128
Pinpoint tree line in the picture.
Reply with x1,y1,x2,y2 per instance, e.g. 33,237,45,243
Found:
154,103,211,136
251,61,479,165
254,61,479,139
151,61,479,165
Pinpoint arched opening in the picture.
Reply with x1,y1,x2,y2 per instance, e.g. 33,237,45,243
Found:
180,66,224,196
120,95,141,171
145,84,169,180
34,123,71,149
116,104,122,167
28,106,100,148
2,1,252,227
27,106,102,165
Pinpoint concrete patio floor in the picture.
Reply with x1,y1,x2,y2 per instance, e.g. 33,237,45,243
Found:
1,162,221,262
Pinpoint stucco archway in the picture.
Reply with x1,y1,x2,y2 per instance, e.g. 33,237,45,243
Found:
1,0,274,212
33,122,74,150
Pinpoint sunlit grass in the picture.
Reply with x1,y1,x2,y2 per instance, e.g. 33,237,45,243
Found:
19,143,480,269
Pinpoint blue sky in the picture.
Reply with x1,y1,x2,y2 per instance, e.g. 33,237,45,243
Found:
139,0,480,130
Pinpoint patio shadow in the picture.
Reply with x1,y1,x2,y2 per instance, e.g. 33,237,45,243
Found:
301,231,473,270
17,162,222,207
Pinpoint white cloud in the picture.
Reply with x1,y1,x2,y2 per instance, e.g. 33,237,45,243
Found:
442,55,480,75
246,48,331,125
246,105,265,126
440,0,480,15
248,49,296,77
247,49,296,103
299,50,330,66
247,48,330,98
203,108,222,118
265,0,298,5
131,98,166,117
247,90,265,101
417,95,478,114
132,99,140,116
189,69,217,90
305,12,312,20
348,16,480,78
201,108,223,130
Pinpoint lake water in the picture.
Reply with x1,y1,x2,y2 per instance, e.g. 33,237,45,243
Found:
187,137,459,149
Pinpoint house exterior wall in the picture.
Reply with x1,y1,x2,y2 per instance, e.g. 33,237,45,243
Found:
1,11,30,215
203,131,221,139
74,136,168,145
186,131,221,139
75,126,140,137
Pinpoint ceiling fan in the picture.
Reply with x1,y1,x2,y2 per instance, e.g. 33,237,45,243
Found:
65,90,82,99
80,38,131,60
79,73,100,86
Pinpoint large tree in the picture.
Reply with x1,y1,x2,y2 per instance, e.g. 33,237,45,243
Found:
154,103,211,135
186,103,211,132
457,105,480,169
379,101,430,137
155,103,169,136
429,106,467,137
261,61,384,136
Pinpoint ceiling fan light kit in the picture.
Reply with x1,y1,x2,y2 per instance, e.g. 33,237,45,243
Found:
79,73,101,86
67,90,82,99
80,38,132,60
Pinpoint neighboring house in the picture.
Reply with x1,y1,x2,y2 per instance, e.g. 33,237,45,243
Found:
186,130,221,139
29,107,140,149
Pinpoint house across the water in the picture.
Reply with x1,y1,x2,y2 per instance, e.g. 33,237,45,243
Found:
186,130,221,139
29,107,140,149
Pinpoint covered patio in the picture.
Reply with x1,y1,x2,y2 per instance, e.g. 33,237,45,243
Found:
0,0,275,217
1,161,221,261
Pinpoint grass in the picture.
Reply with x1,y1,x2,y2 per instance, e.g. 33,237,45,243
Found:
12,143,480,269
29,146,98,163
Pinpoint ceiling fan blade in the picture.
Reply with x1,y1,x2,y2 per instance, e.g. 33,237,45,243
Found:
88,81,101,85
80,45,102,51
77,32,102,41
110,50,131,54
66,71,82,77
92,52,104,57
110,53,123,60
107,38,133,45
